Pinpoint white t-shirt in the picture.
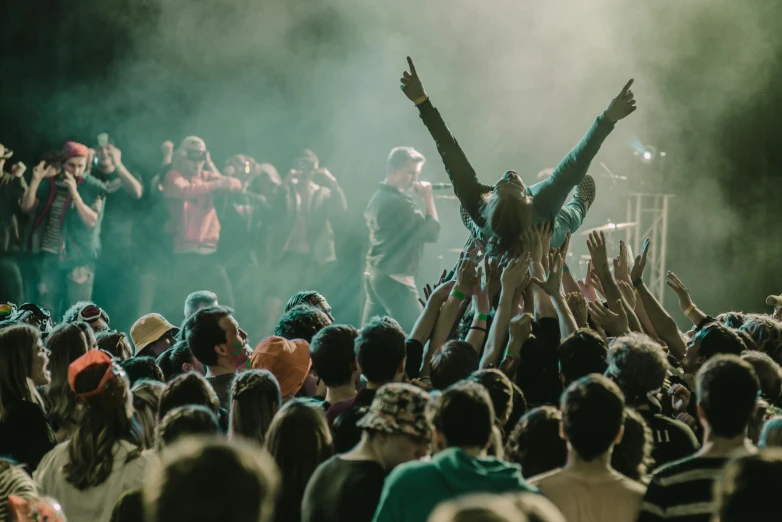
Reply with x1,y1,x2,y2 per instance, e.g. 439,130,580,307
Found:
529,466,646,522
33,440,157,522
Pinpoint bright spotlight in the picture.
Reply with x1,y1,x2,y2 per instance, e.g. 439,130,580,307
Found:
642,151,652,161
639,145,657,164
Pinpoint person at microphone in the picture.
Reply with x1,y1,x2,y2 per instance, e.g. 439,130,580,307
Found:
362,146,440,331
399,57,638,254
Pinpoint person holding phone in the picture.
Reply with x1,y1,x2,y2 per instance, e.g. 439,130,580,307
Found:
20,142,106,318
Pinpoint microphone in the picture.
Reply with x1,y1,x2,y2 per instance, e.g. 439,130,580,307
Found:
430,183,453,190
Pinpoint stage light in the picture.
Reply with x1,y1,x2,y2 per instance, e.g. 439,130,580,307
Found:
642,151,652,161
639,145,657,164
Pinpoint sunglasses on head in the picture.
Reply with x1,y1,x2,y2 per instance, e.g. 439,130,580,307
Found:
0,302,16,318
79,305,110,325
185,150,207,161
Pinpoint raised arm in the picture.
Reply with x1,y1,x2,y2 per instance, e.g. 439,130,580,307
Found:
107,145,143,199
62,174,100,228
21,161,58,213
528,80,636,221
164,170,234,200
400,57,491,222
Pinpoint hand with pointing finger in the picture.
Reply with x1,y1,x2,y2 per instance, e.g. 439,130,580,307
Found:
605,79,637,123
400,57,428,104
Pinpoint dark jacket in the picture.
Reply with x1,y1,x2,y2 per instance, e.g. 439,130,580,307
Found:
26,175,106,263
416,99,614,246
364,184,440,277
0,174,28,255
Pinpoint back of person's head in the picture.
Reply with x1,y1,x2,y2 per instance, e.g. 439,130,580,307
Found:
611,407,654,481
696,354,760,438
605,333,669,404
131,379,164,449
557,329,608,386
695,323,746,362
120,356,164,386
740,314,782,360
428,492,566,522
714,449,782,522
156,341,199,381
332,405,370,454
155,405,221,450
230,370,282,445
273,305,331,343
284,291,325,313
158,371,220,421
184,290,218,318
65,352,140,490
95,330,133,360
355,319,406,385
503,383,528,436
308,324,358,388
0,458,37,522
144,437,279,522
504,406,567,479
759,416,782,448
0,324,40,415
734,329,757,351
265,400,333,522
561,374,626,462
741,351,782,402
182,306,232,367
717,311,747,329
431,341,479,391
430,381,495,450
469,369,514,427
386,146,425,175
43,322,92,430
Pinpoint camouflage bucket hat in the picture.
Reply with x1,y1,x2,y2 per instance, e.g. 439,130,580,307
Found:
356,383,431,441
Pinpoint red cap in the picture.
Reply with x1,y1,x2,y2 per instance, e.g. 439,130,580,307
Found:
68,350,127,407
62,141,89,160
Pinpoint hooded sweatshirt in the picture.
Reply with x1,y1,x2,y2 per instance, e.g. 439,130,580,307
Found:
372,447,537,522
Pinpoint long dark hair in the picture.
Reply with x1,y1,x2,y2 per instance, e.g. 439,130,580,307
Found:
64,363,142,490
230,370,281,446
265,400,333,522
0,325,41,420
42,323,90,434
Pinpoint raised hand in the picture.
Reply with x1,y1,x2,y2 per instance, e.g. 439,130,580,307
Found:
631,238,651,282
412,181,433,199
532,249,565,297
455,257,478,296
539,221,554,269
604,79,637,123
62,172,78,194
669,383,692,413
400,57,428,104
108,144,123,168
588,299,630,336
426,279,456,308
666,272,695,312
617,280,637,310
509,313,534,343
500,253,532,293
614,240,632,284
586,231,610,272
32,160,59,181
566,292,588,328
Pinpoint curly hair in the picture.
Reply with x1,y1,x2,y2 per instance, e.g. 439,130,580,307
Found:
273,305,331,343
611,407,655,481
504,406,566,479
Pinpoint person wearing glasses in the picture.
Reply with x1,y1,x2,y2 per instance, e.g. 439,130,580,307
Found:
163,136,242,318
62,301,111,332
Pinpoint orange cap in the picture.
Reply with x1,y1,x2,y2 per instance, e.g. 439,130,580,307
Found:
250,336,311,397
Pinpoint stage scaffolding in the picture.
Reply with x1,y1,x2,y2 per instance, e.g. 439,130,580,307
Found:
624,193,675,303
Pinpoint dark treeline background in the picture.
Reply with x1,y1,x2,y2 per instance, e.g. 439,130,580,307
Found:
1,0,781,325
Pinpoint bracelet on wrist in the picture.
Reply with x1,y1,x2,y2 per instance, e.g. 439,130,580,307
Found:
451,290,466,301
684,303,697,316
469,326,487,333
115,163,124,171
477,313,489,321
563,264,570,273
414,95,429,106
632,279,643,287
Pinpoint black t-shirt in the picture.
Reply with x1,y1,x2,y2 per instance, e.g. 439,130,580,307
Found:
301,456,387,522
639,409,700,470
93,168,143,255
0,400,57,473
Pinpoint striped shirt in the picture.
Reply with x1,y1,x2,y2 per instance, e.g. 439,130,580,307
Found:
637,456,727,522
40,183,69,254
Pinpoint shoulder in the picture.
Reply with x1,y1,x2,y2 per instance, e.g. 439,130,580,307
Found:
618,474,648,496
82,174,107,192
649,456,723,486
33,441,69,479
527,468,562,488
385,458,434,487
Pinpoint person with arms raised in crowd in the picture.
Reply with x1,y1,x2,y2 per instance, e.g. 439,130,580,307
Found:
21,143,106,317
0,143,29,304
163,136,242,317
528,374,646,522
90,135,144,332
303,383,431,522
362,146,440,330
399,58,636,255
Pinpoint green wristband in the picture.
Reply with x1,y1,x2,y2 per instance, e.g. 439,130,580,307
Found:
451,290,465,301
563,264,570,273
115,163,125,171
477,313,489,321
633,279,643,287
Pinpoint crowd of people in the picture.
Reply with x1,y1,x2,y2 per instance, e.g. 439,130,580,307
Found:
2,57,782,522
